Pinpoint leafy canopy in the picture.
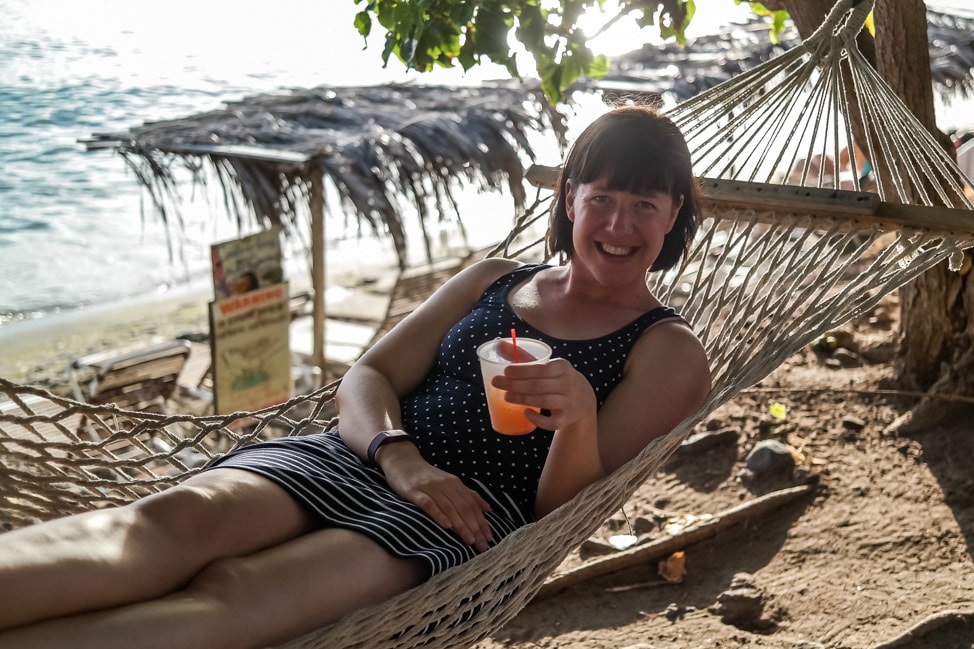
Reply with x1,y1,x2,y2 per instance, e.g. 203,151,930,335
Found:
352,1,784,104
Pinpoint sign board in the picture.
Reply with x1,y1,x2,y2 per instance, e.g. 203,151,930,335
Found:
209,283,292,414
210,228,285,300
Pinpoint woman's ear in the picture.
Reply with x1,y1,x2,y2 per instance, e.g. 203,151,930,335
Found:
565,179,576,222
665,194,684,233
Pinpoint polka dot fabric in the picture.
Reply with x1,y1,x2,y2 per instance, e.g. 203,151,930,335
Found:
210,264,680,574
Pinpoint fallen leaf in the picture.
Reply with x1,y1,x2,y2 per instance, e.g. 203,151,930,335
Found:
658,551,687,583
769,402,788,419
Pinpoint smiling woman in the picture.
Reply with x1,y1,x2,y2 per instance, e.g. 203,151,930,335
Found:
0,102,713,649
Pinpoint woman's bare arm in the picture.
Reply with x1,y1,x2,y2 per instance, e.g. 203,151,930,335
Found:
335,257,518,456
533,320,711,517
334,257,520,550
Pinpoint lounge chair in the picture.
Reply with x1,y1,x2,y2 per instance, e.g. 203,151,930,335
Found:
67,339,192,414
365,247,491,350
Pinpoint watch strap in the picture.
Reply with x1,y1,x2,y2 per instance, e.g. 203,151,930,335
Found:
366,430,415,466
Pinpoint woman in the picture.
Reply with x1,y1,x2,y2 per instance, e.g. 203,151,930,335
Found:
0,104,711,649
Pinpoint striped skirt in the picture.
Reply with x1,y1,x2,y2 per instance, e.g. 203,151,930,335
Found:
208,431,530,575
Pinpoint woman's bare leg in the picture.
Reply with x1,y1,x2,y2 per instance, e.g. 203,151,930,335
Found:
0,468,316,630
0,528,430,649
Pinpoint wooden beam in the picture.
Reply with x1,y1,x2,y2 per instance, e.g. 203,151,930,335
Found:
308,169,327,383
158,143,310,168
81,140,311,169
525,164,974,237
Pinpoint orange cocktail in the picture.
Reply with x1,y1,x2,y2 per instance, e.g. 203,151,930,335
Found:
477,337,552,435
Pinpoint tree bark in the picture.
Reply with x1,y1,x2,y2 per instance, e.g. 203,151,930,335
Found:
873,0,973,429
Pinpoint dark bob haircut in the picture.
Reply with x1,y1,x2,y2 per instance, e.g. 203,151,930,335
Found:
547,104,700,272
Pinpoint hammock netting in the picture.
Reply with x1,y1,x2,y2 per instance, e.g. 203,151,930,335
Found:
1,1,973,647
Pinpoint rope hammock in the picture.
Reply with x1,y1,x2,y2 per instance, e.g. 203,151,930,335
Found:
1,1,972,647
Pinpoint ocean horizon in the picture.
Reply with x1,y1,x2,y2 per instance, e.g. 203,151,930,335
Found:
1,0,971,328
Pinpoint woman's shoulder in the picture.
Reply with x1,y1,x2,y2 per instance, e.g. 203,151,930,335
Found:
631,316,711,391
459,257,540,290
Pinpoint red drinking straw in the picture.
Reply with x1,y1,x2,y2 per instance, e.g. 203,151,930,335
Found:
510,328,519,362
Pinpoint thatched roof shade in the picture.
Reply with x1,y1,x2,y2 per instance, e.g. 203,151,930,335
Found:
85,81,565,267
594,7,974,103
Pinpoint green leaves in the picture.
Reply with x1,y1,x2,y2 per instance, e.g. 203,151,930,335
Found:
739,1,789,43
351,0,735,104
659,0,695,46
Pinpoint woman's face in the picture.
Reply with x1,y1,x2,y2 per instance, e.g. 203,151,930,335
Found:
565,176,682,284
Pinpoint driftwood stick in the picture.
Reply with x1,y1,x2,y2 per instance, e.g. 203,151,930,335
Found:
535,483,817,600
868,610,974,649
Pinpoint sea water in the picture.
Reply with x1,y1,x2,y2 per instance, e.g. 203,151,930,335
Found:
0,0,532,326
1,0,970,326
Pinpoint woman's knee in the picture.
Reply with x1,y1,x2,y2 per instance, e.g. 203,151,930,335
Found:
183,556,256,611
128,484,226,553
127,470,309,558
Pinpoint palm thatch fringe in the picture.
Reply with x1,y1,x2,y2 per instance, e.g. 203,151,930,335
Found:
84,81,566,269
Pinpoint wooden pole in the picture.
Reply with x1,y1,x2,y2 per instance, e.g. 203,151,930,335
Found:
308,168,327,383
535,483,817,600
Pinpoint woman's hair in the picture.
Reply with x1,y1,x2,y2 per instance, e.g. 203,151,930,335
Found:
547,104,700,272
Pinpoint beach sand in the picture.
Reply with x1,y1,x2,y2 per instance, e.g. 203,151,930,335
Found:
0,283,214,392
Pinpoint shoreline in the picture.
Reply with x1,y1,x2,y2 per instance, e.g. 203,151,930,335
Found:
0,281,216,392
0,261,399,394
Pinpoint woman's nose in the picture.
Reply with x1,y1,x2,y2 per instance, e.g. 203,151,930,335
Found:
605,205,633,231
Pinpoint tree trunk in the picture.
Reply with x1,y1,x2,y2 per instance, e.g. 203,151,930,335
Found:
872,0,973,430
776,0,974,430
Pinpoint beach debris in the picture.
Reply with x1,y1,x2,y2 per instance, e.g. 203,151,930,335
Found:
662,513,709,535
663,602,696,621
812,329,863,368
657,551,687,583
607,534,639,550
741,439,807,492
669,427,739,460
710,572,777,631
768,402,788,419
745,439,797,475
828,347,863,368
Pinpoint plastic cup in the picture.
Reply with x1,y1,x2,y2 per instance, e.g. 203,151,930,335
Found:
477,337,552,435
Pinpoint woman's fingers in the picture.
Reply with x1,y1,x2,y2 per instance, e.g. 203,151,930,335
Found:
434,488,493,552
497,359,591,429
403,471,493,552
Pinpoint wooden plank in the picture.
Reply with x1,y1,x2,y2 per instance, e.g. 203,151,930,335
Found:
535,484,817,600
527,164,974,236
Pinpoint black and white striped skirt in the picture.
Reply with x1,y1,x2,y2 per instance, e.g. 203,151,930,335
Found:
208,431,529,575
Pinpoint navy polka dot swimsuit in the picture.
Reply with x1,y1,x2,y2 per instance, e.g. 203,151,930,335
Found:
210,264,679,574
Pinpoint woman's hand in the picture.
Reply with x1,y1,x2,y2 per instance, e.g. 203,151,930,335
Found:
493,358,597,433
378,446,493,552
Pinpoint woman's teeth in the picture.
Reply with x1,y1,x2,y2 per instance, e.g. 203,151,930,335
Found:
599,242,632,256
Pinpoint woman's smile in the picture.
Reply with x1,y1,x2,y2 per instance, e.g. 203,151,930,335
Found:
596,241,638,257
